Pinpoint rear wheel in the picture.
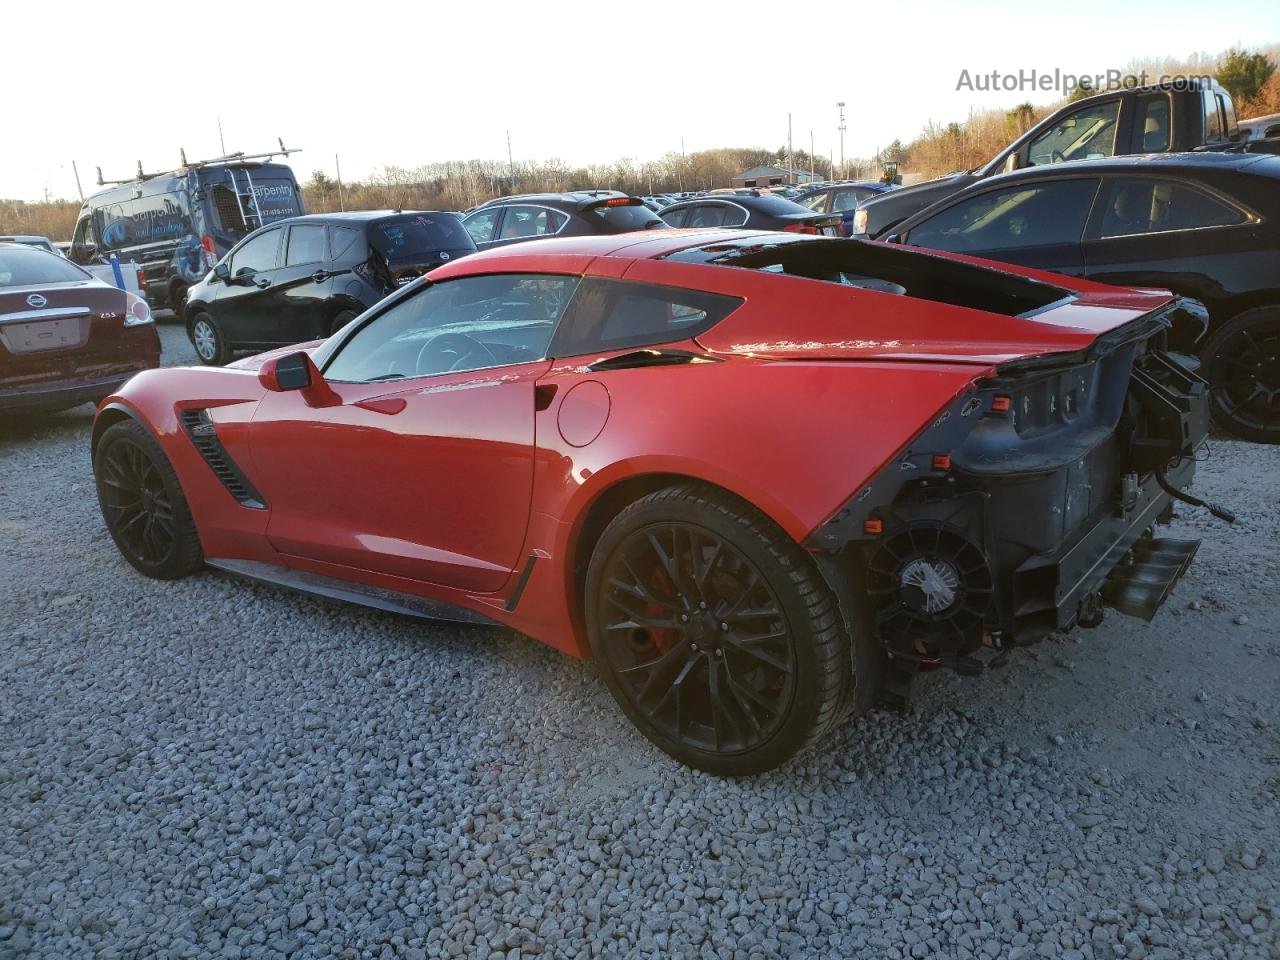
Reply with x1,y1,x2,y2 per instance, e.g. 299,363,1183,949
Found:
1202,306,1280,443
168,281,189,315
94,419,202,579
190,312,231,366
585,484,852,775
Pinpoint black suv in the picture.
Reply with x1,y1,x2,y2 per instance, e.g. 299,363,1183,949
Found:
185,211,476,365
461,192,665,251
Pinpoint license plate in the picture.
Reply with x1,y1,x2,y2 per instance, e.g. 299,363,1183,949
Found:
0,317,85,354
820,225,840,237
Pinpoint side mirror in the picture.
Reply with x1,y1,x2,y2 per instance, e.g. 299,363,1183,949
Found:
882,233,901,244
213,262,230,281
1003,153,1021,173
257,351,340,407
260,352,312,391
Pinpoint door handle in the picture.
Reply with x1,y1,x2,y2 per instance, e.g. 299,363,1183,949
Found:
255,277,272,289
311,270,330,283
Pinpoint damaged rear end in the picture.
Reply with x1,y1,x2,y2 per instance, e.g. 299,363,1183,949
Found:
810,297,1217,687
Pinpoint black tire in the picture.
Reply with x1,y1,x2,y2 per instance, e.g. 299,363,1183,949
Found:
168,281,189,315
330,310,359,336
585,483,853,776
94,419,203,580
1202,305,1280,444
189,311,232,366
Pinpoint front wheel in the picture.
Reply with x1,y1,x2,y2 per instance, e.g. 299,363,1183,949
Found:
94,419,203,579
1202,306,1280,444
189,312,232,366
585,484,856,776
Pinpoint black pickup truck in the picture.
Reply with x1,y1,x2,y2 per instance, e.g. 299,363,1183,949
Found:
855,78,1276,238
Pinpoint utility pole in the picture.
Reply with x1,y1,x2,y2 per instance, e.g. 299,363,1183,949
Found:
506,130,516,195
217,116,226,157
809,131,815,183
71,160,84,201
787,113,793,185
837,102,846,180
335,154,346,212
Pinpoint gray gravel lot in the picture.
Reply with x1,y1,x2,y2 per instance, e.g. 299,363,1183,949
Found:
1,322,1278,959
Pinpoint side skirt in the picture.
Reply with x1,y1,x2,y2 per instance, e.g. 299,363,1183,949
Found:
205,558,501,627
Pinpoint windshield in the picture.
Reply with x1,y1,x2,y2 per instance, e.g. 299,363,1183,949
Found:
0,246,90,286
587,203,666,233
370,214,476,261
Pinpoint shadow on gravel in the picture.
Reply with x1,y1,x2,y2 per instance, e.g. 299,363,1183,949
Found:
0,406,94,445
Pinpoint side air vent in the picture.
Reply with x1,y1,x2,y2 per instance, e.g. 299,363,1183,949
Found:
180,409,266,509
587,349,722,372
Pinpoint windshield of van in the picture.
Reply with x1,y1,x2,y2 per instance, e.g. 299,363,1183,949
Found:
369,214,475,262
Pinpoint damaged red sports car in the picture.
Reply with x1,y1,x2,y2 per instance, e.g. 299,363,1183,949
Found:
91,231,1220,774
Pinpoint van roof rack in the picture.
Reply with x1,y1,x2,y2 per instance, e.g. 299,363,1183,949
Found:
179,138,302,170
94,139,302,185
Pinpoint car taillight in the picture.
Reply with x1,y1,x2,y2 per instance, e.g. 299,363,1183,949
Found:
201,235,218,269
135,267,147,290
783,222,820,234
123,293,153,327
605,197,636,206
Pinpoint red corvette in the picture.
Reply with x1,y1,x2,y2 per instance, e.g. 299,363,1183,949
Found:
92,231,1217,774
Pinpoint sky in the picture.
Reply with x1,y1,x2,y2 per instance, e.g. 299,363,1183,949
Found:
5,0,1277,202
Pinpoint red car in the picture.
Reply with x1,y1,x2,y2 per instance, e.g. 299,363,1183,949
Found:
91,231,1214,774
1,242,159,414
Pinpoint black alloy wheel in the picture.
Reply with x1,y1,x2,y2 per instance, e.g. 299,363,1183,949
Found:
587,484,874,775
94,420,203,579
1203,307,1280,444
599,520,797,755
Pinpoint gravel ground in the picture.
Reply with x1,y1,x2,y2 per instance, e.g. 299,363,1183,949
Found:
1,322,1278,960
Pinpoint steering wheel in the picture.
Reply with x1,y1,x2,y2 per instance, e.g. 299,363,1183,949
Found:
415,332,497,375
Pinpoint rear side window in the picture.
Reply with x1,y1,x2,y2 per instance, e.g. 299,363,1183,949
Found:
831,189,863,212
372,214,476,260
285,224,327,265
1135,96,1171,152
1205,91,1224,140
550,278,742,356
0,246,89,286
497,206,567,240
687,204,735,228
586,202,665,233
1098,179,1247,238
329,226,362,261
906,179,1100,252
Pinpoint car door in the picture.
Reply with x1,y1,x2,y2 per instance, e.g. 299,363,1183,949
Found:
208,226,285,344
253,222,334,344
1080,175,1261,308
246,272,581,592
899,177,1100,274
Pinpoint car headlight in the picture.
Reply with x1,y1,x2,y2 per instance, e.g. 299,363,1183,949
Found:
853,208,869,236
123,293,153,327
